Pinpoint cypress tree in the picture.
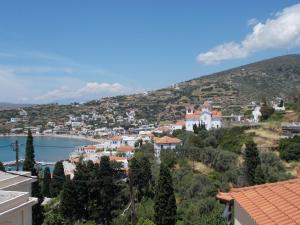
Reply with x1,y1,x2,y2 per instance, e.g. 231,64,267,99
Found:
254,164,265,185
42,167,51,197
97,156,119,225
23,129,35,173
0,161,5,171
50,161,65,197
244,140,260,185
73,162,90,220
32,169,45,225
60,176,79,224
154,163,177,225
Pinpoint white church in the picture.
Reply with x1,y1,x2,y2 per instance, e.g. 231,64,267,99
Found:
185,101,222,131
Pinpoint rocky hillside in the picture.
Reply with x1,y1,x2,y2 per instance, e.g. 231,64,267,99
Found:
98,54,300,122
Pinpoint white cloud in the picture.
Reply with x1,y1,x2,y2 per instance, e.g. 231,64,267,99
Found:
247,18,259,26
197,4,300,64
37,82,131,102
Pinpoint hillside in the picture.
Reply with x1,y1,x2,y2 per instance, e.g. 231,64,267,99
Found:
1,54,300,127
97,54,300,122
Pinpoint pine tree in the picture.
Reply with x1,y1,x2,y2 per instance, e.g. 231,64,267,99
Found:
42,167,51,197
244,140,260,185
50,161,65,197
60,176,79,224
23,129,35,173
32,169,44,225
154,163,177,225
0,161,5,171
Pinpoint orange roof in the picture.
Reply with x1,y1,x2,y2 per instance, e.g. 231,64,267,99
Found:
175,120,186,126
185,114,199,120
83,145,97,150
111,136,123,141
212,110,222,117
109,156,127,161
217,178,300,225
117,145,135,152
154,136,182,144
156,126,172,132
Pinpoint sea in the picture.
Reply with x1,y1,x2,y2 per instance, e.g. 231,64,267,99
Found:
0,136,94,169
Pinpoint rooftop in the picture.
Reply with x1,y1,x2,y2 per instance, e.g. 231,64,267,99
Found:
217,178,300,225
154,136,182,144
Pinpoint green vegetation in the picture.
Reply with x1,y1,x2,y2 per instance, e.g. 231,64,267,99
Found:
42,167,51,197
279,136,300,161
244,141,260,185
0,161,5,171
154,164,177,225
50,161,66,197
23,129,35,173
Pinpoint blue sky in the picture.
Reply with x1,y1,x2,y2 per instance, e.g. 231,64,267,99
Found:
0,0,300,103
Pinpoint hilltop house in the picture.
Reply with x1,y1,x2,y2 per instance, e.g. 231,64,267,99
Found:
154,136,182,159
217,177,300,225
185,101,222,131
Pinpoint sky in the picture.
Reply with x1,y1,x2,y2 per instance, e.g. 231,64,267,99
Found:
0,0,300,103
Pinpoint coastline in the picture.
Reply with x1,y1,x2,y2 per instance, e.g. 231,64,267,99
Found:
0,133,103,144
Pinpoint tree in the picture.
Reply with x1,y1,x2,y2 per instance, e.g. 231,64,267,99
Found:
23,129,35,173
42,167,51,197
130,157,152,201
244,141,260,185
154,163,177,225
32,169,45,225
96,156,119,225
50,161,65,197
73,162,90,220
0,161,5,171
60,176,79,224
254,164,265,185
137,219,156,225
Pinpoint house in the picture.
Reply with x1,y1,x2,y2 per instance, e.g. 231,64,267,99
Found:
110,136,123,148
0,171,37,225
185,101,222,131
272,98,285,112
172,121,186,130
154,136,182,159
109,156,128,170
117,145,135,158
217,177,300,225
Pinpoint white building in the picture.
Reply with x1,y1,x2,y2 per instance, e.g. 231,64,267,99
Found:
252,106,262,123
0,171,37,225
185,101,222,131
154,136,182,159
272,99,285,112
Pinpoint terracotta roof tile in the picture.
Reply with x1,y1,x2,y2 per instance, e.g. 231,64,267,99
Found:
154,136,182,144
111,136,123,141
117,145,135,153
217,178,300,225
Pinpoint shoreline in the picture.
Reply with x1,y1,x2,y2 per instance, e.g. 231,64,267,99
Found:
0,133,103,144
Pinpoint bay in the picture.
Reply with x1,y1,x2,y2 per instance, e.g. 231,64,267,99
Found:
0,136,94,163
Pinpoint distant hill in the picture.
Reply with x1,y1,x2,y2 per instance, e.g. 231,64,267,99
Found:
1,54,300,124
96,54,300,121
0,103,33,110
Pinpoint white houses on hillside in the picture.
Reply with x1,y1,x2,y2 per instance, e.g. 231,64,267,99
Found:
185,101,222,131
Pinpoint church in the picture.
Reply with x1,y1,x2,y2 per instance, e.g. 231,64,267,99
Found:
185,101,222,131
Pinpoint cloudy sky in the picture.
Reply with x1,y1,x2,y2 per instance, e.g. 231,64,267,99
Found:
0,0,300,103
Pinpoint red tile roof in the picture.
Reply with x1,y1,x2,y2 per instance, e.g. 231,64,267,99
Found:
154,136,182,144
117,145,135,153
111,136,123,141
185,114,199,120
217,178,300,225
175,120,186,126
212,110,222,118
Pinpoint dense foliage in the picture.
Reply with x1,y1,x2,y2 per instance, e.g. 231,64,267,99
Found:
279,136,300,161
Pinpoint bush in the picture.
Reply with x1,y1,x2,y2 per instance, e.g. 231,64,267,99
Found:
280,143,300,161
213,151,238,172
